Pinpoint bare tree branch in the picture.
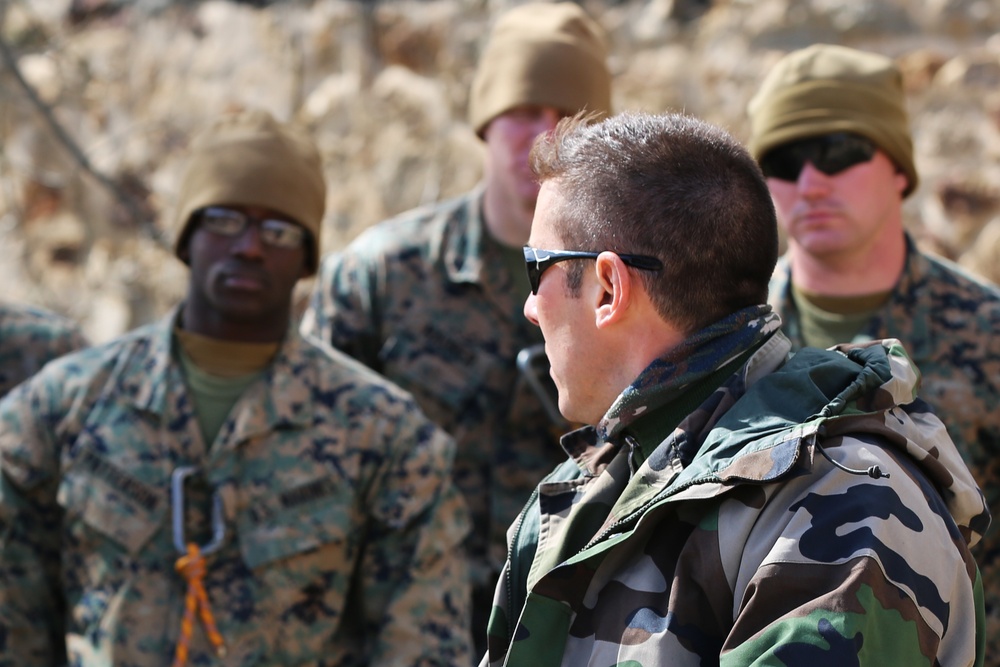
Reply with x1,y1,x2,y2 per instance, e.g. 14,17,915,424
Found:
0,17,166,247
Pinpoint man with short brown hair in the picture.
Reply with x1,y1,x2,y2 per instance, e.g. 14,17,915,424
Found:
483,110,987,667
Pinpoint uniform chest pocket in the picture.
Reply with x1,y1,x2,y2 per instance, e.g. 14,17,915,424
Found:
57,446,167,557
237,476,356,571
379,327,494,417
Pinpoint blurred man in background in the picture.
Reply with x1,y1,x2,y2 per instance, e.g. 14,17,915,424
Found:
748,43,1000,661
0,109,471,666
0,303,87,398
302,2,612,655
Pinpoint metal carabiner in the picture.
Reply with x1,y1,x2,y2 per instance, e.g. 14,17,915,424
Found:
171,465,226,556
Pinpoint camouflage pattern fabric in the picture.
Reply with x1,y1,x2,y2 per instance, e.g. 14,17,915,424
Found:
0,308,472,666
770,234,1000,665
0,302,87,398
301,186,567,628
484,327,988,667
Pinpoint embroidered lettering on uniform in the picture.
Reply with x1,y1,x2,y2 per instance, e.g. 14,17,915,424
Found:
78,449,159,511
279,478,337,509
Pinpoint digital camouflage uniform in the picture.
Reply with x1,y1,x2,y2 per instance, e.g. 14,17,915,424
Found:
485,307,989,667
302,186,567,616
770,235,1000,663
0,302,87,398
0,308,471,666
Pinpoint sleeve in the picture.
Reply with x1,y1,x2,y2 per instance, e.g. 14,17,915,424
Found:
301,248,387,371
361,401,473,667
719,442,983,667
0,376,69,666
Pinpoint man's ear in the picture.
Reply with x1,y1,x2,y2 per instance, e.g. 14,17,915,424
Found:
893,170,908,197
593,252,632,329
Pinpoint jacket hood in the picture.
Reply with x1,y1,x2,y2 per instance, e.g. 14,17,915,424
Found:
684,337,990,547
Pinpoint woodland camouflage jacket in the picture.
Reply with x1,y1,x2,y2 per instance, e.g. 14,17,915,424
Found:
0,309,471,666
484,332,989,667
770,235,1000,662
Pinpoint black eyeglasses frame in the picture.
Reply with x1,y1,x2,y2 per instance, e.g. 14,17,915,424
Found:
196,206,307,250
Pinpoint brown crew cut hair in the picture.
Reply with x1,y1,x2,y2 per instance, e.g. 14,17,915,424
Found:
530,111,779,334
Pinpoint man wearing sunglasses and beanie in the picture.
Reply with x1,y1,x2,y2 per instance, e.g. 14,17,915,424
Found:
301,3,612,657
483,111,987,666
0,109,472,665
748,43,1000,661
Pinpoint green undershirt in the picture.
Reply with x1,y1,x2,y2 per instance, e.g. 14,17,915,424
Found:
173,327,277,447
792,283,890,350
178,351,263,447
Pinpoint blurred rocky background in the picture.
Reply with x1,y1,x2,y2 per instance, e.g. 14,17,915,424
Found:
2,0,999,343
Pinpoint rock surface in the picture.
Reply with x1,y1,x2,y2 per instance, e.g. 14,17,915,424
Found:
1,0,998,341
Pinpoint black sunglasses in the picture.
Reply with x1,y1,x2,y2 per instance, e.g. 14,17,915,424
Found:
759,133,877,181
522,246,664,294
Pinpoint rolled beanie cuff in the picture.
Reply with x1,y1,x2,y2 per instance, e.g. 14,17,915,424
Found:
749,80,918,196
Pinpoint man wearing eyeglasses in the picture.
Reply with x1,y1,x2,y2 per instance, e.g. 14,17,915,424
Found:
301,3,612,657
0,109,472,666
482,110,987,666
748,43,1000,660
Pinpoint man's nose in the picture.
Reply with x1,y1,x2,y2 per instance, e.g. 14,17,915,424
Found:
230,222,265,258
796,161,832,197
523,292,540,327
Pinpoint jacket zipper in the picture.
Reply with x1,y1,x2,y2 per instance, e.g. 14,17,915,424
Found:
504,484,540,647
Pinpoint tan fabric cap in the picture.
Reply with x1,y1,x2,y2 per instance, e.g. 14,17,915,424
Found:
172,109,327,274
748,43,918,197
469,2,612,137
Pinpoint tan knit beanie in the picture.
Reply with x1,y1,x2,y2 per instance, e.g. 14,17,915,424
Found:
172,109,327,274
748,44,918,197
469,2,612,138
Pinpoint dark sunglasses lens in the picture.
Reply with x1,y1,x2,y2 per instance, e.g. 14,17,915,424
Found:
817,135,876,175
523,248,541,293
759,147,806,181
760,134,875,181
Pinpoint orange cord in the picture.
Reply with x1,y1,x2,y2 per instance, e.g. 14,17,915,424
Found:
172,543,227,667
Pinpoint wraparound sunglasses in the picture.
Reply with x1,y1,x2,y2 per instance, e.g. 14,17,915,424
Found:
759,132,877,181
523,246,664,294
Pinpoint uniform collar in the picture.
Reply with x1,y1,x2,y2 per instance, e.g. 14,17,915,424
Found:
771,234,933,361
440,182,537,330
441,182,489,285
128,306,315,438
